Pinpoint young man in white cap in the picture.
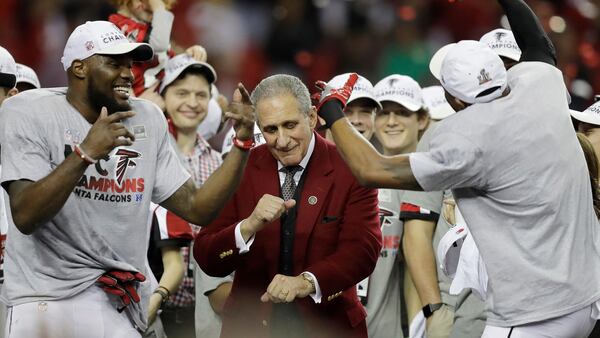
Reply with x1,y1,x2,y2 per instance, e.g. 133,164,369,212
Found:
315,0,600,336
14,63,41,92
0,20,256,338
325,73,381,141
357,74,428,338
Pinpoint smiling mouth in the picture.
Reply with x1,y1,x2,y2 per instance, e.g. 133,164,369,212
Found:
385,130,404,135
113,85,131,99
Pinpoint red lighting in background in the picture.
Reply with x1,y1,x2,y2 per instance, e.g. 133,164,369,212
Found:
295,50,313,68
396,6,416,22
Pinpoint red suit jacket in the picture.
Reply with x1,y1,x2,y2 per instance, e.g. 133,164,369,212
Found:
194,134,382,338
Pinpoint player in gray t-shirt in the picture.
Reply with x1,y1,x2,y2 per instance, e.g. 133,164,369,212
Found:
315,0,599,336
0,21,256,338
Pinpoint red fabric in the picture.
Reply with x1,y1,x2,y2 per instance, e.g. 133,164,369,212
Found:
194,133,381,338
108,13,175,96
400,202,422,214
165,211,193,240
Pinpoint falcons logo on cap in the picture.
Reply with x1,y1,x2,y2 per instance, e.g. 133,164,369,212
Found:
495,32,506,41
115,148,141,185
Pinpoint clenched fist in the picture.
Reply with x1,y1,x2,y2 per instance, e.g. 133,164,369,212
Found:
240,194,296,241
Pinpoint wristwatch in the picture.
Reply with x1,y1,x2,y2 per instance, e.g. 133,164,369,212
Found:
422,303,443,318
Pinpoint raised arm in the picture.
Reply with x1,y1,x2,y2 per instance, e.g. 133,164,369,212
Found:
498,0,556,65
160,84,256,225
320,99,422,190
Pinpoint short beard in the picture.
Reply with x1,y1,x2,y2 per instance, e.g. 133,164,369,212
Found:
87,76,131,115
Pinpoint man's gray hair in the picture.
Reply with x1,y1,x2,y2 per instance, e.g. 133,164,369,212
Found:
250,74,312,115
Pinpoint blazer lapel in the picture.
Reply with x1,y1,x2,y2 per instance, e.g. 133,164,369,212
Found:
293,134,334,272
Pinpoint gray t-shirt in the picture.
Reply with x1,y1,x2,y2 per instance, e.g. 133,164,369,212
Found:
364,188,404,338
194,262,233,338
410,62,600,326
0,88,190,329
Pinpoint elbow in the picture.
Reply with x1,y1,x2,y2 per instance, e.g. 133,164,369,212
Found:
12,212,37,235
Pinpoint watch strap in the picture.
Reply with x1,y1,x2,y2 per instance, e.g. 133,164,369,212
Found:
422,303,443,318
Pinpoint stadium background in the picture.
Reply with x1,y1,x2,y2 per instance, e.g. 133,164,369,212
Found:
0,0,599,110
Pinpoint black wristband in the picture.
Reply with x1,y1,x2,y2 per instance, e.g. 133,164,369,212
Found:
319,100,345,128
423,303,443,318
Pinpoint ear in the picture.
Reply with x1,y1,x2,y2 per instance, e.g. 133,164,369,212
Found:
70,60,87,80
7,87,18,98
417,113,429,131
308,106,318,129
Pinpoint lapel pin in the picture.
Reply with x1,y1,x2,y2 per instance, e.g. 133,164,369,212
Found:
308,196,317,205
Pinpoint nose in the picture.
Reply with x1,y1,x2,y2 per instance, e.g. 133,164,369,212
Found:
275,129,291,149
186,94,199,108
120,65,133,81
348,111,361,126
387,112,399,126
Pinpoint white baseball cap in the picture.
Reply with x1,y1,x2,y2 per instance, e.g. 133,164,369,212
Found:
15,63,41,89
480,28,521,62
327,73,382,109
437,224,468,279
422,86,455,120
374,74,424,112
159,54,217,93
431,40,508,104
61,21,153,71
570,101,600,126
221,124,265,156
0,46,17,88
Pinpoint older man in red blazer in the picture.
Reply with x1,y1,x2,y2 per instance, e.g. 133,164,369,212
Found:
194,74,381,338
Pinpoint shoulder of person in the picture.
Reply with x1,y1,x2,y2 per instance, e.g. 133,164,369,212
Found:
0,87,66,121
130,97,166,120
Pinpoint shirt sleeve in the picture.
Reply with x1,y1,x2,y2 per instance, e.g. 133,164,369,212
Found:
0,101,51,186
152,205,193,247
150,107,191,204
409,131,487,192
148,8,174,52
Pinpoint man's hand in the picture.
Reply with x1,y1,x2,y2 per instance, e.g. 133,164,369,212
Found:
260,274,313,303
313,73,358,128
227,83,256,141
79,107,136,160
186,45,208,62
240,194,296,241
97,270,146,309
138,82,165,111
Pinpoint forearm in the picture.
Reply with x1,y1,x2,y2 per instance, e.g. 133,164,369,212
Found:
402,225,442,305
148,8,174,52
497,0,555,64
330,117,420,190
188,147,249,225
194,223,243,277
403,270,423,321
159,247,186,296
207,282,232,315
8,153,88,234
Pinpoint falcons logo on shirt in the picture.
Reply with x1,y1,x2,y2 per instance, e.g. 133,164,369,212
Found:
115,148,141,185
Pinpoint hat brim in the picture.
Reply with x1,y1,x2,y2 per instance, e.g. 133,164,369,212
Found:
429,43,455,80
570,109,600,126
348,94,383,110
429,103,455,120
496,50,521,62
0,73,16,88
100,42,154,62
160,62,217,93
378,96,421,112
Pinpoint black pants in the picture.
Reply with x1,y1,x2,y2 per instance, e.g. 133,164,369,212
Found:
160,306,195,338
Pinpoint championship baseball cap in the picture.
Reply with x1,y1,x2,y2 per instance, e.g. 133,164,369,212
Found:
570,101,600,126
159,54,217,93
61,21,153,71
327,73,382,109
0,46,17,88
480,28,521,62
373,74,424,112
422,86,455,120
15,63,41,89
437,224,467,279
430,40,508,104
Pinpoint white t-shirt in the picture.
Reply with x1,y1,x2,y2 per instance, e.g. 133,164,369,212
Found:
410,62,600,327
0,88,190,330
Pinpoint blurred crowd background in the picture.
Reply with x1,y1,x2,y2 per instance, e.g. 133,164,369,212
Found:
1,0,600,110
